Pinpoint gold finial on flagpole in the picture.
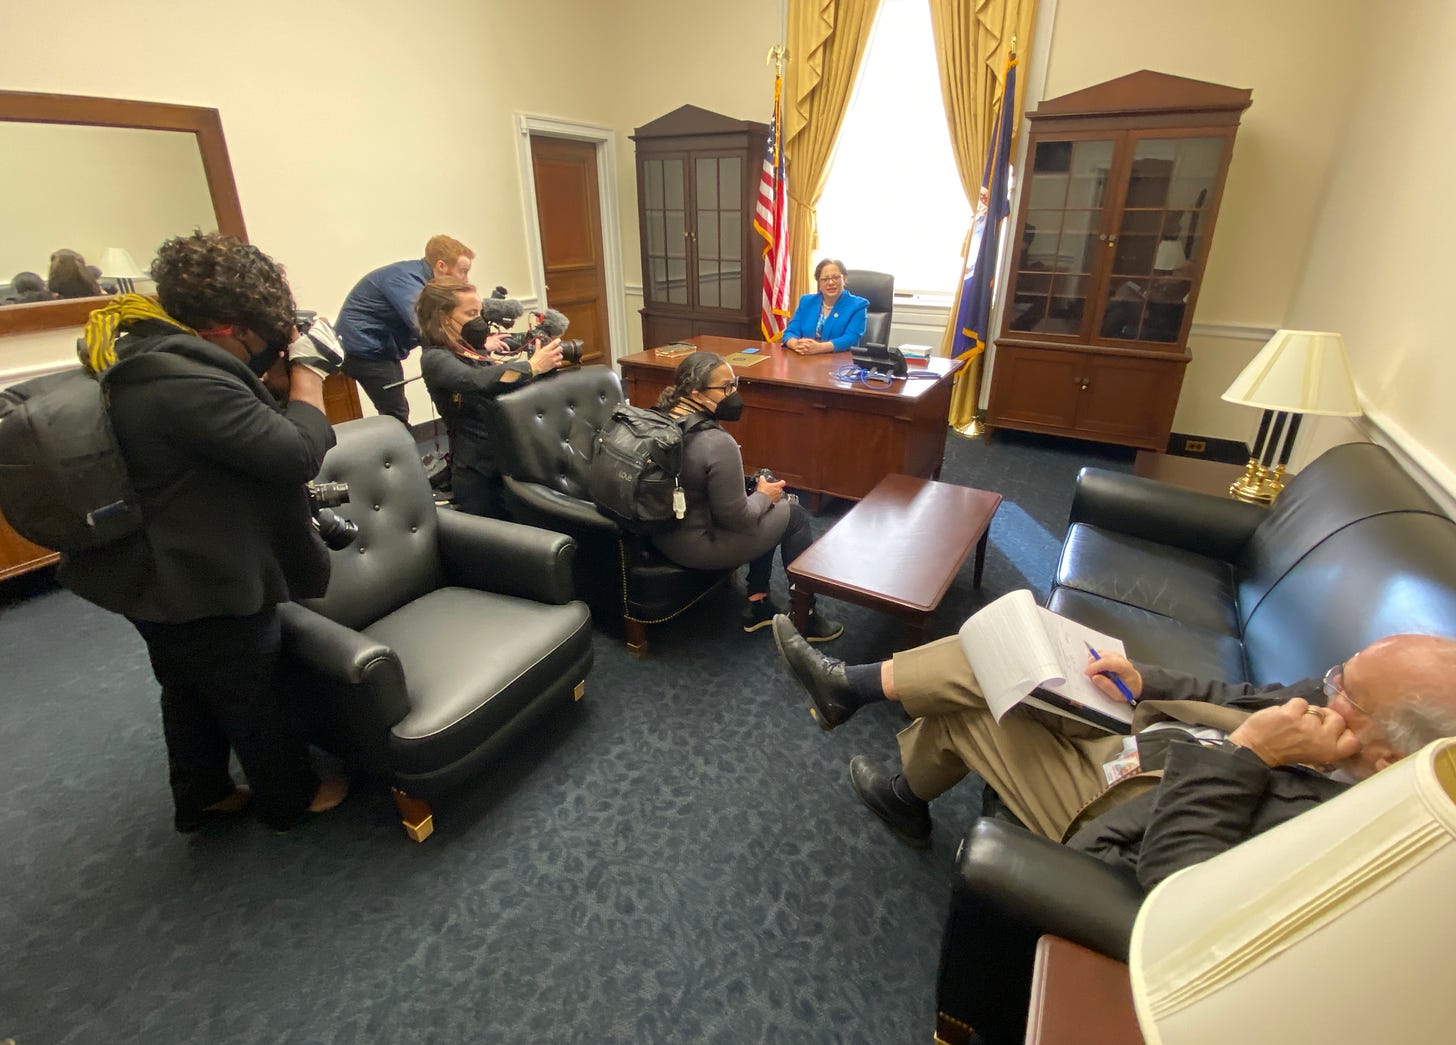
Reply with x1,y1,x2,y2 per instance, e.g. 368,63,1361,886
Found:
766,44,787,70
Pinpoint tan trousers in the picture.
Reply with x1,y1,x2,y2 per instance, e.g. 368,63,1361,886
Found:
893,637,1128,840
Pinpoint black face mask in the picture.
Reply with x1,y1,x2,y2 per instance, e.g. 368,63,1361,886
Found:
713,390,745,422
246,344,284,378
459,316,492,352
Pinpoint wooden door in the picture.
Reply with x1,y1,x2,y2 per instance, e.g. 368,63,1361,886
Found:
530,136,611,365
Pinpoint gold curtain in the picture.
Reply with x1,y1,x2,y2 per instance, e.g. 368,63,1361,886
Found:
783,0,884,298
931,0,1037,432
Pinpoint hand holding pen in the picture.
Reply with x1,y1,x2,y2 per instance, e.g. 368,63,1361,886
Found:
1083,642,1141,706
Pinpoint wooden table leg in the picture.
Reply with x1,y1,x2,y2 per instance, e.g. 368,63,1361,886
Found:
790,585,813,636
973,529,991,587
904,616,927,649
805,491,825,513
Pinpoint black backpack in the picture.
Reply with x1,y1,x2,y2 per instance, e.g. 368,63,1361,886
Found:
0,365,144,553
587,405,714,533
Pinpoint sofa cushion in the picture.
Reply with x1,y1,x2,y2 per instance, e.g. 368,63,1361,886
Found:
1056,523,1240,636
1048,587,1248,683
365,586,592,774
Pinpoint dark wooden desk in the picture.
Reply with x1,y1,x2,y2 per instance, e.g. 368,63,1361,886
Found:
786,474,1001,645
617,336,961,506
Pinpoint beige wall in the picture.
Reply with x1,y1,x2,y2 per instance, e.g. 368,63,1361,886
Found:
0,0,777,413
1283,0,1456,492
1034,0,1368,444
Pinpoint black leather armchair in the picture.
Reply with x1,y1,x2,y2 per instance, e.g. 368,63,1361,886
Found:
278,416,594,841
935,820,1144,1045
848,269,894,346
485,365,727,654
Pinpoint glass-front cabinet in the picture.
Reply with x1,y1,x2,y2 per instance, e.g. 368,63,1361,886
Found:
987,72,1252,450
633,107,768,347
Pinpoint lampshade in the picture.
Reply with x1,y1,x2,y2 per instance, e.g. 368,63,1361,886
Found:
99,246,147,280
1221,329,1361,416
1153,239,1186,271
1129,737,1456,1044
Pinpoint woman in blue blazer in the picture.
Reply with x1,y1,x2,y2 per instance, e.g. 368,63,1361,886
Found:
782,258,868,355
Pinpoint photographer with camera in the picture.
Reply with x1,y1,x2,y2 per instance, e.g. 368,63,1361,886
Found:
650,352,843,642
416,277,567,519
58,231,349,833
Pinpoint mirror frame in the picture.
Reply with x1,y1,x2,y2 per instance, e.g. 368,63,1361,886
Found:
0,90,246,337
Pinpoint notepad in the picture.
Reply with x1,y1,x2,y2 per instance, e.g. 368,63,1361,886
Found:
725,352,770,367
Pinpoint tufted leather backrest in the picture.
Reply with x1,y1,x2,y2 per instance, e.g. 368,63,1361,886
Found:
299,416,442,631
487,365,622,498
848,269,894,346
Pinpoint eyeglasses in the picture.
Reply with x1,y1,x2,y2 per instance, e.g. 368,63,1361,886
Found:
817,274,844,284
1322,662,1372,717
705,378,739,392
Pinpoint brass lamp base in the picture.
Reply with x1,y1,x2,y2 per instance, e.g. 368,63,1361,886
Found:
1229,459,1287,505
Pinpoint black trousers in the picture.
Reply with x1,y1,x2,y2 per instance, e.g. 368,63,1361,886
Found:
132,606,319,830
452,463,509,520
341,355,410,425
745,501,814,595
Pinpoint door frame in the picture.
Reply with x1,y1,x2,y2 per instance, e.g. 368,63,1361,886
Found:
514,113,629,366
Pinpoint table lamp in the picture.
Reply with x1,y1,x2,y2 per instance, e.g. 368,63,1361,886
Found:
1129,737,1456,1044
1220,329,1361,504
100,246,147,295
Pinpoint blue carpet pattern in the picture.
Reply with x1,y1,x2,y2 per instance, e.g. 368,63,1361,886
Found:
0,430,1130,1044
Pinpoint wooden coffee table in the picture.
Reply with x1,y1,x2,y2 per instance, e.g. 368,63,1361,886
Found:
787,473,1002,645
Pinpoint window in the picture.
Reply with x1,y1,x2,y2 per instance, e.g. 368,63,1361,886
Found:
814,0,971,297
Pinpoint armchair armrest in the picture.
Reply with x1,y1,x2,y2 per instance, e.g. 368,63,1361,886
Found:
503,477,620,534
1070,467,1265,562
277,601,410,774
936,818,1144,1045
436,509,577,605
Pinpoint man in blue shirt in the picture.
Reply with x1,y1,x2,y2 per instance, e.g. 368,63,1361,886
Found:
336,235,474,424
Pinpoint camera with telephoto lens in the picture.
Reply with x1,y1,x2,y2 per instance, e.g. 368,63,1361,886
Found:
504,326,586,366
746,468,777,495
306,480,358,551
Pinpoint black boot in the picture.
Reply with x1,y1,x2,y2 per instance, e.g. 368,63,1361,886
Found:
773,614,856,730
849,755,932,848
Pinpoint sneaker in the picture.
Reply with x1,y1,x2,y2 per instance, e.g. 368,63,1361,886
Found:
802,609,844,644
742,596,784,633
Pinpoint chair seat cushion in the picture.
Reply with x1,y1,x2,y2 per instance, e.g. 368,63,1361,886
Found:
1056,523,1240,636
364,587,592,775
1048,587,1247,683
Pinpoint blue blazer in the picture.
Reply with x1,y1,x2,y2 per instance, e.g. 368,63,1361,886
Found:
781,291,869,352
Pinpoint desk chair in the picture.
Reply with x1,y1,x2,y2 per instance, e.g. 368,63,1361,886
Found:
848,269,895,346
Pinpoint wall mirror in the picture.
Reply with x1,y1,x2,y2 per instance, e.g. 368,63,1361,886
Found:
0,91,245,337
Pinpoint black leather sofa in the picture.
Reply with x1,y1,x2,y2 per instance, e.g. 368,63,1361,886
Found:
935,441,1456,1044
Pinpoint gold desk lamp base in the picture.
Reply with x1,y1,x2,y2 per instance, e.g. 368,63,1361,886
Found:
1229,459,1287,505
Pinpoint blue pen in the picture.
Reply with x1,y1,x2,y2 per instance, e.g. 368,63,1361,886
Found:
1084,641,1137,706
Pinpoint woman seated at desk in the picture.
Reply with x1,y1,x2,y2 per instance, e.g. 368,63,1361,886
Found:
418,277,564,519
781,258,868,355
651,352,843,643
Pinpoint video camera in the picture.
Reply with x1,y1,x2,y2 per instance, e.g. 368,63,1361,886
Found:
305,480,358,550
462,286,585,365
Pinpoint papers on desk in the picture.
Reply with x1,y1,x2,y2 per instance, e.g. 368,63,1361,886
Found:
725,352,770,367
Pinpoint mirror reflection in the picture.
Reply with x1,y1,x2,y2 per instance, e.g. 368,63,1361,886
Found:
0,122,216,306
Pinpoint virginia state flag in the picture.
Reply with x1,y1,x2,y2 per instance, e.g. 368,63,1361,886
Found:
951,54,1018,367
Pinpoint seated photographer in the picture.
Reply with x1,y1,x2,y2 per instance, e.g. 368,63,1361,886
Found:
58,231,349,833
417,277,565,519
649,352,842,642
781,258,868,356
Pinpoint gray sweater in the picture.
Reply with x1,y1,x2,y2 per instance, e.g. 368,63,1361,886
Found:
651,425,791,570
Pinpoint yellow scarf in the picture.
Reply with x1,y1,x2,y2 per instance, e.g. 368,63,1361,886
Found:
81,294,193,373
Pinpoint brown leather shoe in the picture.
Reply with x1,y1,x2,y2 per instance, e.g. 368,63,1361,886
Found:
308,773,350,814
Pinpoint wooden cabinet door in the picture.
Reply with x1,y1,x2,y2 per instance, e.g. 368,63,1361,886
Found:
986,343,1084,430
638,152,691,309
1075,353,1185,447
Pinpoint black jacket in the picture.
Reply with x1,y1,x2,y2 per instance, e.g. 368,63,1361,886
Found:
58,330,335,622
1066,667,1344,890
419,346,531,476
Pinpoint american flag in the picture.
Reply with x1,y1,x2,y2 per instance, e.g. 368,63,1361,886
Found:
754,73,791,341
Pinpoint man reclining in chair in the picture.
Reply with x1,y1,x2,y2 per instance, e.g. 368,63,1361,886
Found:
771,615,1456,889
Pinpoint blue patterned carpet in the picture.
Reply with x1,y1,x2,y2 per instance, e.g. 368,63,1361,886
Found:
0,430,1130,1044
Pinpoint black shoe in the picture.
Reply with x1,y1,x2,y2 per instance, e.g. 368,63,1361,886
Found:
742,596,784,633
174,786,253,833
802,609,844,644
848,755,932,848
772,614,855,731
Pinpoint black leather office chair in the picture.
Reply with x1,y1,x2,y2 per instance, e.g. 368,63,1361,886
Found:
277,416,594,841
485,365,728,654
847,269,895,346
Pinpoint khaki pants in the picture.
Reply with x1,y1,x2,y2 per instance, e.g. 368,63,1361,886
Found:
893,637,1127,840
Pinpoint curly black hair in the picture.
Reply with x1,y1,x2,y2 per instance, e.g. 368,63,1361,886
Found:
654,351,728,409
150,230,296,345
